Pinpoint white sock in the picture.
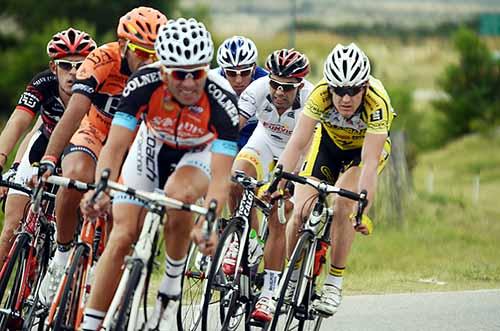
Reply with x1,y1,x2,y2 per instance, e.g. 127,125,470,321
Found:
324,274,343,289
159,254,187,297
260,269,281,299
81,308,105,331
53,242,72,266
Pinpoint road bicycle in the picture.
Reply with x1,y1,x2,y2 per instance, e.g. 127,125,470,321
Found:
267,165,368,331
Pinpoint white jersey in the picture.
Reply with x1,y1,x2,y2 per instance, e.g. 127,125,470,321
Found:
238,76,314,149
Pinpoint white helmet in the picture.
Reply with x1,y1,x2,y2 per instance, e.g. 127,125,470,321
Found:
324,43,371,87
217,36,258,68
155,18,213,66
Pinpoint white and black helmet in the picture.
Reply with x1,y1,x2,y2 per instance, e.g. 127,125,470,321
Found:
324,43,371,87
217,36,258,68
155,18,213,66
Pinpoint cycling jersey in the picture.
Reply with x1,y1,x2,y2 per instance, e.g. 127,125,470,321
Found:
73,42,130,135
15,70,65,137
303,76,395,150
112,64,239,154
211,65,268,149
239,76,314,149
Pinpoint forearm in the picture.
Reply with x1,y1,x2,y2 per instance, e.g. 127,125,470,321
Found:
0,111,33,166
358,161,378,212
94,145,125,183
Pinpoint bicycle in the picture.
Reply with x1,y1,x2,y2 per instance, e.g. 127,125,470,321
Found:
201,170,273,331
84,170,217,331
0,178,57,331
42,173,109,331
267,165,368,331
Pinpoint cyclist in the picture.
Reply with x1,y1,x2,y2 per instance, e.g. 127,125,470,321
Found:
274,43,395,316
223,48,313,322
36,7,168,306
212,36,268,149
80,18,239,330
0,28,96,268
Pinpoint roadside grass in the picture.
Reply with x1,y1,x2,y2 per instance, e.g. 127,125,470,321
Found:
344,131,500,294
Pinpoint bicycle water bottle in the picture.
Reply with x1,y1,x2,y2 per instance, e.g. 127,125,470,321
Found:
313,241,329,277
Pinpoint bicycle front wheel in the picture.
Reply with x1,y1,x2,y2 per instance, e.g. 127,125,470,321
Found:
0,232,31,330
269,231,315,331
51,244,89,331
201,219,245,331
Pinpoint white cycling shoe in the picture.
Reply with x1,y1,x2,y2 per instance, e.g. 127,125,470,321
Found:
312,284,342,316
147,293,180,331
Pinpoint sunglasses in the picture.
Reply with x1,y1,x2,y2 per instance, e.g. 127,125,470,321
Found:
127,42,157,60
163,66,210,81
225,67,253,78
269,78,301,92
55,60,84,71
329,85,365,97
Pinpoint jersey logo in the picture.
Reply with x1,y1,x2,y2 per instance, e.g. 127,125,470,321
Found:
122,71,161,97
207,82,239,126
18,92,39,108
370,109,383,122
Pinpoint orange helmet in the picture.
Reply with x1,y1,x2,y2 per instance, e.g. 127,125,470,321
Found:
117,7,168,46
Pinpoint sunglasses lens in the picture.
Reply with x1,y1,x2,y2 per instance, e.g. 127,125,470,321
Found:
240,68,253,77
170,69,207,81
270,80,296,92
75,62,83,70
57,62,72,71
128,43,155,60
225,69,237,78
332,86,363,96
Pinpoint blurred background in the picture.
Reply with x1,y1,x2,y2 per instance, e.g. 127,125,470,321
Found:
1,0,499,293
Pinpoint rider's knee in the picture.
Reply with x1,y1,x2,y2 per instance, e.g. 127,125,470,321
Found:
107,227,136,256
62,156,94,183
333,197,354,221
164,185,198,204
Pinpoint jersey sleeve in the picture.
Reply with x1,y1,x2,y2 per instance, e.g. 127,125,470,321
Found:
364,82,394,134
238,79,261,119
111,67,162,131
206,81,240,157
303,81,331,121
73,45,116,98
15,71,56,116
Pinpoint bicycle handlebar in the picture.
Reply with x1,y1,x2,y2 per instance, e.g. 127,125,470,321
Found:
0,180,56,201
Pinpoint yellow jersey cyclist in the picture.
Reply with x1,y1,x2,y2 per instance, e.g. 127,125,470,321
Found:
0,28,96,270
275,43,395,316
36,7,167,306
80,18,239,330
225,49,313,322
212,35,269,149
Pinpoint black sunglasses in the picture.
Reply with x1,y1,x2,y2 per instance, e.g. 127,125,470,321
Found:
269,78,301,92
329,85,365,97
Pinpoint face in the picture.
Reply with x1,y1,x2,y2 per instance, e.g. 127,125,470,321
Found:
269,74,303,111
50,54,86,96
162,64,209,106
224,64,255,96
330,84,367,118
120,39,156,73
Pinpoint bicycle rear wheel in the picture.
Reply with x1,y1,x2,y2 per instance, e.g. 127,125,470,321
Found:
201,219,245,331
177,241,209,331
0,232,31,330
269,231,315,331
51,244,89,331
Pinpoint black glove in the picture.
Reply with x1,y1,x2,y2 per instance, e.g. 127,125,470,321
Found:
38,158,56,178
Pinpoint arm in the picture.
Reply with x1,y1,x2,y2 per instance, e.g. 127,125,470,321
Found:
0,109,34,169
43,93,91,159
239,115,248,130
203,152,234,217
357,132,387,213
277,112,318,173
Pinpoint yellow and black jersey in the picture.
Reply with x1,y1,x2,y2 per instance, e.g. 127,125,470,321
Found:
303,76,395,150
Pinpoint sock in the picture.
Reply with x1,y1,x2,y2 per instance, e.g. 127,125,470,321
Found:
81,308,105,331
53,241,73,266
159,254,187,297
324,264,345,289
260,269,281,299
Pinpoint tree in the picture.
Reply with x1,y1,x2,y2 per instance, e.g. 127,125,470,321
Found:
434,28,500,141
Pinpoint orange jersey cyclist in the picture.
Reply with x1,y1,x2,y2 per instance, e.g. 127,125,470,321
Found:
36,7,168,307
80,18,239,330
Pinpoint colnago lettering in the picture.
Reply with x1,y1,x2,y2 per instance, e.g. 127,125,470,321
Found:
122,72,161,97
145,136,156,182
207,83,239,126
238,190,255,218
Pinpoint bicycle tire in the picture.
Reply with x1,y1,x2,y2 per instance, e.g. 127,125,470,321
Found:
269,231,314,331
52,244,88,331
177,241,208,331
0,232,31,330
112,259,144,331
201,219,244,331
